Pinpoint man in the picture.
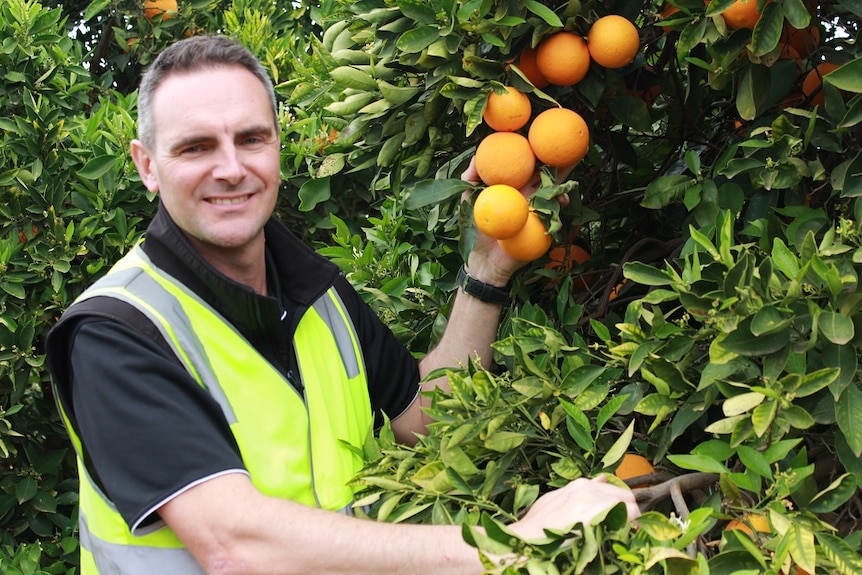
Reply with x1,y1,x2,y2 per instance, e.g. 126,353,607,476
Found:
46,35,639,574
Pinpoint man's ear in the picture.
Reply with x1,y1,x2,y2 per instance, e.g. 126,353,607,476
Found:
130,140,160,193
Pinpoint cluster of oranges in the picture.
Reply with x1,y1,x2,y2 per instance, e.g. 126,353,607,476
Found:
518,15,641,89
471,15,641,263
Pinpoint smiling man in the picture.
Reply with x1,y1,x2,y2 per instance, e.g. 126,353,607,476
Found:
46,35,639,575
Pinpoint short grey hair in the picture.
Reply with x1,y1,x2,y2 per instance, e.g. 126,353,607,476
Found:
136,35,278,148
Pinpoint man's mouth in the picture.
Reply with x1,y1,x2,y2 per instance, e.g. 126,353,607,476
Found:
208,194,251,206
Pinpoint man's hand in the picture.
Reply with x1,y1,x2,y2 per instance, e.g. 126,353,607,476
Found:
510,475,641,540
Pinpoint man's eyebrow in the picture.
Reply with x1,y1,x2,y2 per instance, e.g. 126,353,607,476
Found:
237,124,278,140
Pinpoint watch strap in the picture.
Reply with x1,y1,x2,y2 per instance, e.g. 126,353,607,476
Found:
457,265,509,305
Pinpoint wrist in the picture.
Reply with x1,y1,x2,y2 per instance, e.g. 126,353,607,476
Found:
457,265,510,305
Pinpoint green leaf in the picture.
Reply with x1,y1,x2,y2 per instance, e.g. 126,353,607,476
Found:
752,400,778,437
723,392,766,417
484,431,525,452
736,65,758,121
807,473,857,513
751,305,792,336
396,25,440,54
622,261,673,286
666,453,728,474
77,154,118,180
600,420,634,469
836,384,862,457
786,522,816,575
329,66,379,91
826,59,862,93
677,15,708,54
642,175,694,209
397,0,438,24
782,0,812,29
772,237,800,279
405,179,470,209
819,311,855,345
815,532,862,574
441,443,480,478
794,367,839,397
751,3,782,57
720,316,789,356
512,483,539,517
15,476,38,504
83,0,112,21
298,176,331,212
635,511,684,541
523,0,563,27
736,445,772,479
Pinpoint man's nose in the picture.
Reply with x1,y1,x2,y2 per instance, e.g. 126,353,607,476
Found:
212,145,247,184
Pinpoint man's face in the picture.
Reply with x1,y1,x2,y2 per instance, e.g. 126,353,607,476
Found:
131,66,281,260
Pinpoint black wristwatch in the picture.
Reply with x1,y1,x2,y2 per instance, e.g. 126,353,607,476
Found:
456,265,509,305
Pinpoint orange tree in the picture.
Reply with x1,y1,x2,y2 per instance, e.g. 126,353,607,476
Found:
290,0,862,573
3,0,862,572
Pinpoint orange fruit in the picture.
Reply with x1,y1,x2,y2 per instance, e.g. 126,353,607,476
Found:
536,32,591,86
725,513,771,538
472,184,530,240
474,132,537,189
781,25,821,56
659,4,680,33
528,107,590,168
715,0,767,30
802,61,839,107
587,15,640,69
516,46,550,89
614,453,655,488
498,211,552,261
144,0,178,21
483,86,532,132
608,278,629,302
545,244,593,291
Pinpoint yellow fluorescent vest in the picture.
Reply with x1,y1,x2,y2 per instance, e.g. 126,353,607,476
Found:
54,245,373,574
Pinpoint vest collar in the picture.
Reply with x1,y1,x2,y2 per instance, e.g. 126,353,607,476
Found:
141,202,342,327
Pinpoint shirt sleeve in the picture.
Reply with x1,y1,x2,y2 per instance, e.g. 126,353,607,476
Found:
66,317,246,531
333,278,421,427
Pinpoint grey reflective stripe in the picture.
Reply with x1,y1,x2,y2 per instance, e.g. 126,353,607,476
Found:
312,290,361,378
77,249,237,423
80,513,205,575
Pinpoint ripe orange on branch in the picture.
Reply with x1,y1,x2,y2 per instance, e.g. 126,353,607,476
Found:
515,46,550,89
475,132,536,189
498,211,552,261
725,513,771,538
528,107,590,168
483,86,532,132
536,32,591,86
545,244,593,291
472,184,530,240
715,0,767,30
588,15,640,69
614,453,655,488
802,61,840,107
144,0,178,21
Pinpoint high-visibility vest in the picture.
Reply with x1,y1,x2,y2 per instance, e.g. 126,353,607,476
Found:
52,245,373,574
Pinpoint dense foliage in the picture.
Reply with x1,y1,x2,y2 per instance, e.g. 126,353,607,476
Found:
1,0,861,572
